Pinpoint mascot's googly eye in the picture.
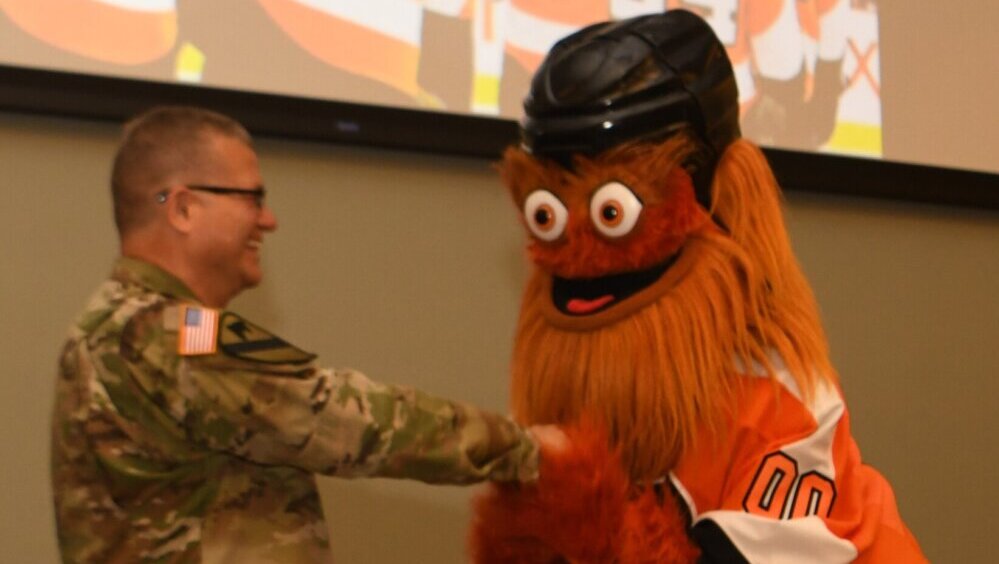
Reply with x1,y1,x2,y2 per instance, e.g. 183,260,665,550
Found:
524,190,569,242
590,182,643,238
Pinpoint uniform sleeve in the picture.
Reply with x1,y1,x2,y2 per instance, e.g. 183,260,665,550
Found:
117,303,539,484
670,363,926,564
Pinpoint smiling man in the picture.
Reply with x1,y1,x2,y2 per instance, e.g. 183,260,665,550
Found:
51,106,549,563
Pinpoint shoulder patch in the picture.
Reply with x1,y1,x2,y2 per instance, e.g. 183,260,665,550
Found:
217,312,317,365
177,305,219,356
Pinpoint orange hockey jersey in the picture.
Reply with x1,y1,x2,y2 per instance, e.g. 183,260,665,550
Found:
671,357,927,562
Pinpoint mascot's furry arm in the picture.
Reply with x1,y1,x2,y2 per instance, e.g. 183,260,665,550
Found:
470,421,699,564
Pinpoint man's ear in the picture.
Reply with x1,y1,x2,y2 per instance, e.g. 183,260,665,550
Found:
164,186,196,234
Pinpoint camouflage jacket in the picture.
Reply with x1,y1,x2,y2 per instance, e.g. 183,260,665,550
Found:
52,257,539,563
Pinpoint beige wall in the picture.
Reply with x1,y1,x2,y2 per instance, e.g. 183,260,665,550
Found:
2,110,996,563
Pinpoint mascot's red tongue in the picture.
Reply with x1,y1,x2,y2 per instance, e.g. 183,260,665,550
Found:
567,295,614,314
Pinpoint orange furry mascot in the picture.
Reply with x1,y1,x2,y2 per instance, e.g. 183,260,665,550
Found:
470,10,925,563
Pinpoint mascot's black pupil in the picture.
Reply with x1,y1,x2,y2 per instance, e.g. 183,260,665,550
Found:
535,209,551,225
602,206,618,221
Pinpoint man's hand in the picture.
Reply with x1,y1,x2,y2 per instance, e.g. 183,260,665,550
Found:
528,424,569,455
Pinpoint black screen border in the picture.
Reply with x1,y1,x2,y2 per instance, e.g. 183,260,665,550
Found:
2,64,996,210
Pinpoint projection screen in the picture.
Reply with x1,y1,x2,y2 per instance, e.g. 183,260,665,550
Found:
0,0,995,208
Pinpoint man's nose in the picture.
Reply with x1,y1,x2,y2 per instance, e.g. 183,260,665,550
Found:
258,205,278,232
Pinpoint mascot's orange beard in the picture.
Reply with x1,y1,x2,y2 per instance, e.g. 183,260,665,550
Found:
508,140,835,482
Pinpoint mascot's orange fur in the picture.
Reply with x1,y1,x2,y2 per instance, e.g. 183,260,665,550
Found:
470,9,924,564
503,136,833,479
470,133,832,563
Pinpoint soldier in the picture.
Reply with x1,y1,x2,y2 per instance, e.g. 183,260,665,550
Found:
51,105,555,563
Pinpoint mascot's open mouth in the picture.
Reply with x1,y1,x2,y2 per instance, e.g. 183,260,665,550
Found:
552,254,680,316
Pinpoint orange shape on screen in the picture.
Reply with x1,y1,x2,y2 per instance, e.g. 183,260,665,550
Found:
257,0,421,97
0,0,177,65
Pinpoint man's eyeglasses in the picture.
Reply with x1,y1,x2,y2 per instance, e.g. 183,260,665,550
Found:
157,185,267,208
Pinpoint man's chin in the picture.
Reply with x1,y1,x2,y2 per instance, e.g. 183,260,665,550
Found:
241,267,264,290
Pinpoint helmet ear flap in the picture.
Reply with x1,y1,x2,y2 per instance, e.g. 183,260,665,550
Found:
681,142,717,210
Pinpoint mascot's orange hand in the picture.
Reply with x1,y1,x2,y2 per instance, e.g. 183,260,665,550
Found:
469,420,699,564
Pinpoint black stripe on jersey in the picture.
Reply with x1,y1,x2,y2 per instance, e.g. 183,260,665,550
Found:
692,519,749,564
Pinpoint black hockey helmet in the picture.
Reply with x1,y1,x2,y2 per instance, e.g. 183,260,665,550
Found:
521,9,741,206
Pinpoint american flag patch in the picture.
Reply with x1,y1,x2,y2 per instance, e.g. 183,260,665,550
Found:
178,305,218,356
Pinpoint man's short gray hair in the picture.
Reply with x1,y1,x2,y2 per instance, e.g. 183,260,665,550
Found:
111,106,253,236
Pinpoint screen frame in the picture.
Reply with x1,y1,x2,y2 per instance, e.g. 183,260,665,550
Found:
2,64,996,211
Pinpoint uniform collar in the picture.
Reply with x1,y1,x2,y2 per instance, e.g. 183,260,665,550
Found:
112,257,201,302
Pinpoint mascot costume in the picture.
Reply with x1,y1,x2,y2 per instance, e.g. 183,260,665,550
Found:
470,10,926,563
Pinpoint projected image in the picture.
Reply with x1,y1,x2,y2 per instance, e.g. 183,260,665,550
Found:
0,0,177,65
0,0,881,157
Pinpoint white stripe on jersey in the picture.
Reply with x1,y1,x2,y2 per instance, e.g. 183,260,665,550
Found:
706,512,857,563
609,0,666,20
759,358,845,485
473,0,509,72
819,0,850,61
95,0,175,11
749,0,805,80
669,473,700,518
288,0,423,44
803,36,818,75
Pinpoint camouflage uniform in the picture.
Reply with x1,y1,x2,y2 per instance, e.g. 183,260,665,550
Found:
52,257,539,563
